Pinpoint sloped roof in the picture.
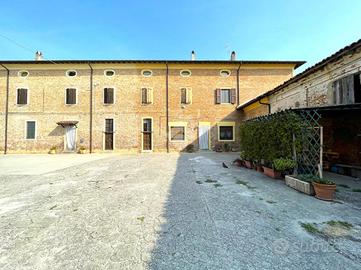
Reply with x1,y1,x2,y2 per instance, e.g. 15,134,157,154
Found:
237,38,361,110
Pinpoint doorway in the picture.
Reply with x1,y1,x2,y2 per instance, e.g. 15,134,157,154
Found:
142,118,152,151
104,119,114,150
199,122,210,150
65,125,77,152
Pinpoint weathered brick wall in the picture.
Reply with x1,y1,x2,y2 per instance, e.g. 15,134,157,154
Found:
0,63,295,153
241,105,269,121
270,48,361,112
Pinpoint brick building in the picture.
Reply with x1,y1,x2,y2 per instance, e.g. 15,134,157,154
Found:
0,53,303,153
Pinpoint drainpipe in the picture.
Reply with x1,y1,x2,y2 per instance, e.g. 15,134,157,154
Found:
236,62,242,106
0,64,9,154
259,100,271,114
88,63,93,153
165,62,169,153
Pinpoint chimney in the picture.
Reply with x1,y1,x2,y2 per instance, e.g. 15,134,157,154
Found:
35,51,43,61
230,51,236,61
191,50,196,61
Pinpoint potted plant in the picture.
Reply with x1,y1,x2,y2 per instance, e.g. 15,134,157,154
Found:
262,162,281,179
78,145,86,154
244,159,253,169
273,158,296,176
312,178,336,201
49,145,57,154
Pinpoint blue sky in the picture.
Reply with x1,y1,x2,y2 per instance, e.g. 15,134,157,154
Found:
0,0,360,72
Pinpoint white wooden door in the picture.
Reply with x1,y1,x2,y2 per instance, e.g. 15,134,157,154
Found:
65,126,76,151
199,124,209,150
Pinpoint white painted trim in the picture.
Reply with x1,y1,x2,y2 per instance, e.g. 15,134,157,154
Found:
141,117,153,152
64,88,78,105
18,70,29,78
104,69,115,77
103,87,116,105
180,69,192,77
66,70,77,77
103,118,115,151
16,87,29,106
141,69,153,77
25,120,37,140
220,69,231,77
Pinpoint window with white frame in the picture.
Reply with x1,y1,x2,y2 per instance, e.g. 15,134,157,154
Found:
104,70,115,77
18,70,29,78
170,126,185,141
180,70,191,77
220,70,231,77
26,121,36,139
142,70,153,77
218,123,235,141
65,88,77,105
17,88,28,105
215,88,236,104
66,70,77,77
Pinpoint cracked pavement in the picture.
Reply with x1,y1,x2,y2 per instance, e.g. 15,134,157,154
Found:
0,153,360,269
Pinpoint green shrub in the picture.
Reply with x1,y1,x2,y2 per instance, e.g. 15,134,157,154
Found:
297,174,335,185
239,112,304,165
273,158,296,172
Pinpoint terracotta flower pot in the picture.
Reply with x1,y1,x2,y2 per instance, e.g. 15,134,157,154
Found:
245,160,252,169
262,166,281,179
49,149,56,154
312,182,336,201
256,166,264,173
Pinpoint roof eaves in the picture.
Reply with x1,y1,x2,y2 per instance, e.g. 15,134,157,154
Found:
237,38,361,110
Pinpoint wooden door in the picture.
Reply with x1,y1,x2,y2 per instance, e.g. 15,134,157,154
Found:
142,118,152,151
105,119,114,150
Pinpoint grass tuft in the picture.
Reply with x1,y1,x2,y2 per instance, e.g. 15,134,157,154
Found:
338,184,350,188
137,216,145,222
205,178,217,183
352,188,361,192
326,220,353,229
196,181,203,184
266,200,276,204
214,183,223,188
300,222,320,234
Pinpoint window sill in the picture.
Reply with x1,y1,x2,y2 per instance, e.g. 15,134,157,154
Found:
170,140,186,142
218,139,235,142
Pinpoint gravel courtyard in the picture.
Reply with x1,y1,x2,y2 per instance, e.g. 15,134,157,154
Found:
0,153,360,269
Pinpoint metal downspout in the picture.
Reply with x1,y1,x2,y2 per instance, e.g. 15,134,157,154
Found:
1,64,9,154
236,62,242,106
88,63,93,153
166,62,169,153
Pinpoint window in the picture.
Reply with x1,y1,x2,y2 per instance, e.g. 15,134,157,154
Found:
17,88,28,105
220,70,231,77
141,88,153,104
215,88,236,104
66,70,77,77
18,70,29,78
142,70,153,77
104,70,115,77
65,88,77,105
180,70,191,77
104,88,114,104
180,88,192,104
26,121,36,139
331,73,361,104
218,122,235,141
170,126,185,141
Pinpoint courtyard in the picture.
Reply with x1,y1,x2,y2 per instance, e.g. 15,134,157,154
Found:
0,153,360,269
